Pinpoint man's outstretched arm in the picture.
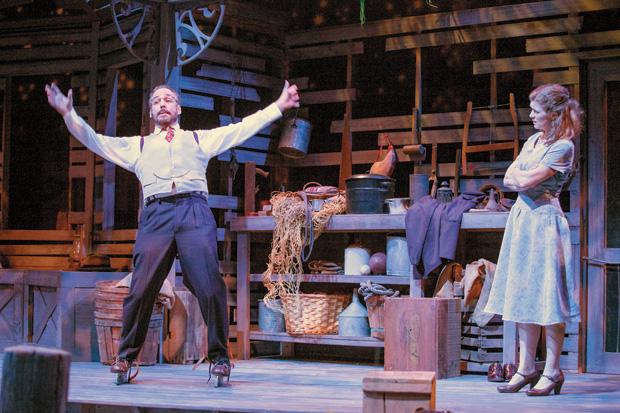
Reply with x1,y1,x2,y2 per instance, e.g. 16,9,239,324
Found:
45,84,140,171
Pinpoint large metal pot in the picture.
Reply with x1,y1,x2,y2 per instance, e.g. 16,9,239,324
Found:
278,117,312,158
345,174,395,214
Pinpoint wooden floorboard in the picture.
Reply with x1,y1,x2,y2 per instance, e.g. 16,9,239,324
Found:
1,356,619,412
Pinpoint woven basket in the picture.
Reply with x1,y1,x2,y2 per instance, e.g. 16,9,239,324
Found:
281,293,351,335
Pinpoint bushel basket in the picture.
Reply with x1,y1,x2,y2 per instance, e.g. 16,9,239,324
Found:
281,293,351,335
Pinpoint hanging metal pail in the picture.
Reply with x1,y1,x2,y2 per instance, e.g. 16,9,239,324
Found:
278,117,312,159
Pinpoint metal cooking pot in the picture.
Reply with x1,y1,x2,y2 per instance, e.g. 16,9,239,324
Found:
345,174,395,214
278,117,312,159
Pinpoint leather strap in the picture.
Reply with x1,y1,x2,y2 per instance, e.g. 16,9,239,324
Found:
298,190,315,262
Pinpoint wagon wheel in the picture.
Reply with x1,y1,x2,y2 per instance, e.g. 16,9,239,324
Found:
110,0,155,63
176,2,226,66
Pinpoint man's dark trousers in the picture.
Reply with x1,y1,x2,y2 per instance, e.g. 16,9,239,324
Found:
117,193,228,362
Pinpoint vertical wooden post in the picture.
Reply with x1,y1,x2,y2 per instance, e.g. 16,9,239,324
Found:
102,69,119,231
0,345,71,413
1,77,11,229
410,48,424,297
236,232,251,359
82,20,100,252
338,51,354,189
244,162,256,215
489,37,497,177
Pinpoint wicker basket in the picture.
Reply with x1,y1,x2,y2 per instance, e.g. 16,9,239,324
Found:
281,293,351,335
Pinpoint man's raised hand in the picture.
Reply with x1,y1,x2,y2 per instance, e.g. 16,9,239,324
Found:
275,80,300,112
45,83,73,117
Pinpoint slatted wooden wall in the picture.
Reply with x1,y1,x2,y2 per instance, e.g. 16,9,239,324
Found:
0,9,98,268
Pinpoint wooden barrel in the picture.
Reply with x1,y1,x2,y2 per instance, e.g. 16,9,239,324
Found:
94,280,163,365
365,295,385,339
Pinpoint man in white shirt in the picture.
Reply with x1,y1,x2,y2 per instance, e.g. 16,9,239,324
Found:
46,81,299,385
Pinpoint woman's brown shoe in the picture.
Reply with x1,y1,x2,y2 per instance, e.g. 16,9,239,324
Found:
497,370,540,393
526,371,565,396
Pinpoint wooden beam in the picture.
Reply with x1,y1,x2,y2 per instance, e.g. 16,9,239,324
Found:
532,68,579,86
179,92,215,111
386,17,582,50
183,45,266,72
526,29,620,52
287,42,364,61
474,48,620,74
0,245,72,255
378,125,535,146
0,230,73,241
301,88,356,105
196,64,309,90
279,148,512,174
330,108,531,133
217,149,277,166
181,32,285,61
180,76,260,102
285,0,620,47
0,15,93,30
0,60,90,77
219,115,276,136
97,48,141,70
0,30,91,48
1,77,11,229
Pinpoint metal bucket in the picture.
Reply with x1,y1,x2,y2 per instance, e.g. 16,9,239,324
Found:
258,299,285,333
386,235,413,276
278,117,312,158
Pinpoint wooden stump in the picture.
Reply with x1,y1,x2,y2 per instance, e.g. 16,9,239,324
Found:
0,344,71,413
362,370,436,413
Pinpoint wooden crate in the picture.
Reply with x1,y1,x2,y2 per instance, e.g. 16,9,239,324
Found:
0,270,24,351
362,371,436,413
163,288,209,364
460,312,504,374
0,269,126,361
384,297,461,379
560,321,580,371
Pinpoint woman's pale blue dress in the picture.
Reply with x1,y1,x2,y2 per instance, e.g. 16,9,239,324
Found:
485,132,580,325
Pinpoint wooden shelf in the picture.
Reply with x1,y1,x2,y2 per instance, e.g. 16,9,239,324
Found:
230,212,509,233
249,330,384,348
251,273,410,285
232,211,509,359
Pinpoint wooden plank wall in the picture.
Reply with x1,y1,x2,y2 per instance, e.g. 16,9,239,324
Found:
281,0,620,370
0,12,97,268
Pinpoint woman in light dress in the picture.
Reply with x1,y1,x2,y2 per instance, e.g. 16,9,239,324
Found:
485,84,583,396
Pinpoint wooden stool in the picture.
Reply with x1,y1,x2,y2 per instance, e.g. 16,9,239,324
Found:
363,370,436,413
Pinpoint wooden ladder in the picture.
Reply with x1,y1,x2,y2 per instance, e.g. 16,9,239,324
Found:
459,93,519,180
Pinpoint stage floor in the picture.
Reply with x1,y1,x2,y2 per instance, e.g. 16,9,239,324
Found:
2,357,620,412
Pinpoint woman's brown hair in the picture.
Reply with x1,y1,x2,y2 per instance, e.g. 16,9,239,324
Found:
529,83,584,142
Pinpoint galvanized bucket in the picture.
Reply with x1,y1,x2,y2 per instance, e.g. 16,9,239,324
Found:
278,117,312,159
258,299,285,333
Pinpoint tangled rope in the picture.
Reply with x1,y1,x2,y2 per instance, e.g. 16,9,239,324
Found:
358,280,400,301
263,191,346,312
